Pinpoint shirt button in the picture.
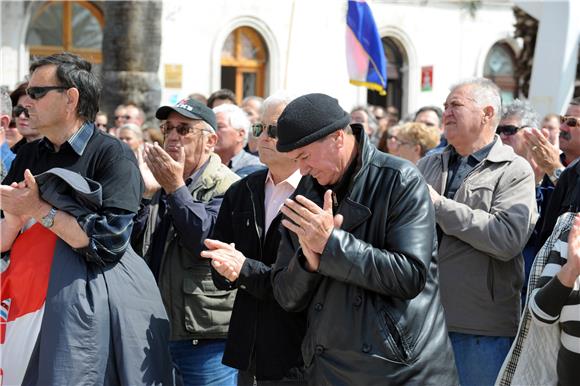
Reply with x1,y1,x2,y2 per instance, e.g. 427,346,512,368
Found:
192,339,199,346
314,303,323,311
315,345,325,355
240,284,247,290
362,343,371,353
353,295,362,307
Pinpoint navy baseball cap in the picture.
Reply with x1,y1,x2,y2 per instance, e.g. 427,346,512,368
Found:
156,98,217,132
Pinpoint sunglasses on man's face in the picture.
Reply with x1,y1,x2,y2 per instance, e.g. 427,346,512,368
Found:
12,105,29,118
25,86,68,100
496,125,523,136
252,123,277,139
160,122,209,136
560,115,580,128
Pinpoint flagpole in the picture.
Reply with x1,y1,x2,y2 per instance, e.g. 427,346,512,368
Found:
284,0,296,89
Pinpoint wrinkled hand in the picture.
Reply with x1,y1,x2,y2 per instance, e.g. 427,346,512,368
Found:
137,146,161,198
0,169,45,218
427,184,442,205
523,128,562,175
200,239,246,282
280,190,344,272
558,214,580,287
143,142,185,194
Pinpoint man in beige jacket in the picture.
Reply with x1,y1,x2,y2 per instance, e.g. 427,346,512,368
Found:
417,78,537,386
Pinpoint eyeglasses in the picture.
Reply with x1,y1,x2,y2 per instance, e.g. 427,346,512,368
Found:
496,125,524,136
115,115,131,121
386,135,398,141
25,86,68,100
394,139,413,147
252,123,277,139
12,105,29,118
560,115,580,128
160,122,209,136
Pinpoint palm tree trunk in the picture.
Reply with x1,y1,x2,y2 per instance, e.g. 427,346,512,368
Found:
101,1,162,124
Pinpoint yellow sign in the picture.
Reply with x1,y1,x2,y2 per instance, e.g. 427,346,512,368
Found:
164,64,182,89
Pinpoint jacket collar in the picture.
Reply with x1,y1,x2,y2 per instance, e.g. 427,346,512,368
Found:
438,134,515,166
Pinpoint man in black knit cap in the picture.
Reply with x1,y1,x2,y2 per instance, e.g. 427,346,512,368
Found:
271,93,458,385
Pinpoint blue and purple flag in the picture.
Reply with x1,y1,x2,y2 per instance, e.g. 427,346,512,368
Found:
346,0,387,95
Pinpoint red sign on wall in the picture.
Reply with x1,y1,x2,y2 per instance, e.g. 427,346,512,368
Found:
421,66,433,92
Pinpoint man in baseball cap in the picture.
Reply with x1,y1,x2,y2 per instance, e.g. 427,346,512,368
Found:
133,97,240,385
271,93,458,384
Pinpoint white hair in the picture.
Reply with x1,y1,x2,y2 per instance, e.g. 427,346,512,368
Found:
450,77,502,126
118,122,143,140
213,103,250,145
261,90,295,117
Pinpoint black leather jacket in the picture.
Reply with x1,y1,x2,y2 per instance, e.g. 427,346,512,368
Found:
272,125,459,385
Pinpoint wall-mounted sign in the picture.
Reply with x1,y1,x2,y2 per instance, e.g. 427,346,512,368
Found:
421,66,433,92
164,64,182,89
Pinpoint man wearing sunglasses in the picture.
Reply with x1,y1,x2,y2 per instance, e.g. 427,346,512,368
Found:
9,82,42,155
537,97,580,247
201,92,307,385
418,78,537,386
1,52,175,384
132,97,240,386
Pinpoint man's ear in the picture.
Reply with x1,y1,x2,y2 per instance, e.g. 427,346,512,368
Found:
205,132,218,152
483,106,495,123
0,114,10,130
65,87,80,113
238,128,246,144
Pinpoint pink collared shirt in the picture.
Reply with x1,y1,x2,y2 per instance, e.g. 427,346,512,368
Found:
264,169,302,233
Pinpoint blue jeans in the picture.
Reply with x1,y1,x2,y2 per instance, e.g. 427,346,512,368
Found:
449,332,513,386
169,339,238,386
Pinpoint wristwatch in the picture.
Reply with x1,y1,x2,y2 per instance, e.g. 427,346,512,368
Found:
40,207,58,228
548,167,565,185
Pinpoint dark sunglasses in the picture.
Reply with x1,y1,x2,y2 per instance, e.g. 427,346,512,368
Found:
115,115,131,121
252,123,277,139
25,86,68,100
560,115,580,128
496,125,523,136
12,105,29,118
160,122,209,136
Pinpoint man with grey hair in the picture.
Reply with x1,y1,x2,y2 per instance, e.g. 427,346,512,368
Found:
202,91,307,385
499,99,553,301
213,103,264,177
242,96,264,155
0,88,16,180
417,78,538,385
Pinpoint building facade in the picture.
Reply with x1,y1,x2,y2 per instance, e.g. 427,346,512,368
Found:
1,0,519,117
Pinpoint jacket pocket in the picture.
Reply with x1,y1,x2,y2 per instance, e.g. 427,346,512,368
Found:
464,182,495,212
487,258,495,301
182,276,235,335
377,308,413,364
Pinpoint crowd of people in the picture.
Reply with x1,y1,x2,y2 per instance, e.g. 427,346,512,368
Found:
1,52,579,386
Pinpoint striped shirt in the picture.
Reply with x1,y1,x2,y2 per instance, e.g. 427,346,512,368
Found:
529,217,580,386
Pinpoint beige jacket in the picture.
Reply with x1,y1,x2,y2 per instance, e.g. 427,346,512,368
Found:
417,137,538,336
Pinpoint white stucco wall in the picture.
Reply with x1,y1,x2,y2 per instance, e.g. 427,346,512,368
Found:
1,0,518,117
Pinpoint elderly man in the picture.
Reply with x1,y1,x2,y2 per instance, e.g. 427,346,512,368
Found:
1,52,173,385
242,95,263,155
213,103,264,177
416,105,445,156
417,78,538,385
271,93,458,385
499,99,553,300
201,92,306,385
536,97,580,246
132,97,239,386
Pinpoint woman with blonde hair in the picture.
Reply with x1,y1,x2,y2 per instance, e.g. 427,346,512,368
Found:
389,121,440,164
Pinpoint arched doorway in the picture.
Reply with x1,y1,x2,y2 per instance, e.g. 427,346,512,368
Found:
26,1,103,68
367,36,406,114
220,27,268,105
484,42,517,104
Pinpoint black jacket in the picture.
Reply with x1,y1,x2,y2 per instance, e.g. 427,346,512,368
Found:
539,158,580,246
211,169,306,381
271,125,459,385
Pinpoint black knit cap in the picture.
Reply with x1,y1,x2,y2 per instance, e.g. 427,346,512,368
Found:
276,93,351,152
